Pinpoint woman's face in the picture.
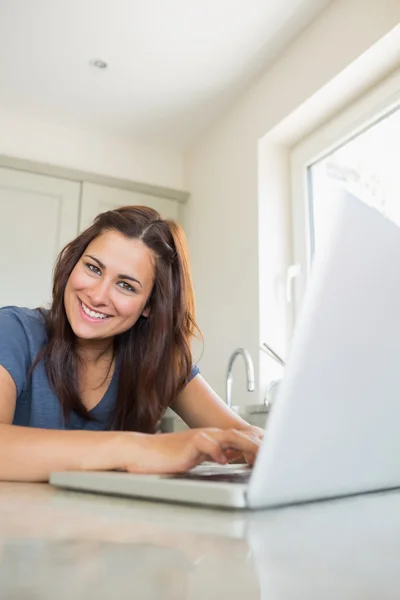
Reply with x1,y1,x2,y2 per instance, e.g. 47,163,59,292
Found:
64,230,155,341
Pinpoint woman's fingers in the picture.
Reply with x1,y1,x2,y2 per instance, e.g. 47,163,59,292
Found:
191,431,228,465
187,428,260,467
250,425,264,440
213,428,261,454
224,449,244,463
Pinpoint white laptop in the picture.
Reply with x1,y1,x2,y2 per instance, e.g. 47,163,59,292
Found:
50,190,400,509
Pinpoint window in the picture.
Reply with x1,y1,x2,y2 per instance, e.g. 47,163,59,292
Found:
309,105,400,258
289,69,400,321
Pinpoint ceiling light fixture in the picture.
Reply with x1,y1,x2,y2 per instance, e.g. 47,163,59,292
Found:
90,59,108,69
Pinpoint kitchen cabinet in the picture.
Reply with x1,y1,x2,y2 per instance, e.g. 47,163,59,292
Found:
0,168,80,308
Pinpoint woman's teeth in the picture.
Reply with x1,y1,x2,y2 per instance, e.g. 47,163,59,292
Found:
80,301,110,320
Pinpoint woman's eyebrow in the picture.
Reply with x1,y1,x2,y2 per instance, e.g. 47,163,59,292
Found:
84,254,143,288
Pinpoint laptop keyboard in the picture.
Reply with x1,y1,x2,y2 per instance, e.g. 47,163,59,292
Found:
170,469,252,484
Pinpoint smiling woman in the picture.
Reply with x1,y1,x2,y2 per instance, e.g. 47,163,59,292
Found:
65,232,154,340
0,205,261,482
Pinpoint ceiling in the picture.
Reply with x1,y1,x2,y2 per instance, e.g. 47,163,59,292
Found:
0,0,334,150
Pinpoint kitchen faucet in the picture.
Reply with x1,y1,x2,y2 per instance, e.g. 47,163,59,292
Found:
225,348,255,408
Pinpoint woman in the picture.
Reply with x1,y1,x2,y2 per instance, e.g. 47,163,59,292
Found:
0,206,261,482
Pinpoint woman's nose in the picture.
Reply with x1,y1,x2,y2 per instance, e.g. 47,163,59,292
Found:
87,280,110,307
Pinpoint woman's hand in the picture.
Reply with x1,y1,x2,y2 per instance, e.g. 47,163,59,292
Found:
224,425,264,464
115,428,262,475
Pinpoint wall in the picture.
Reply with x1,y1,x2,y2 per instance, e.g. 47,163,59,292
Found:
183,0,400,406
0,109,183,190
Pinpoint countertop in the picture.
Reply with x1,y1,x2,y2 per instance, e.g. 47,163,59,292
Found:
1,481,400,599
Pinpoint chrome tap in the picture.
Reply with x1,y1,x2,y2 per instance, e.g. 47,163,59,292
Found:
260,342,285,367
260,342,285,407
225,348,255,408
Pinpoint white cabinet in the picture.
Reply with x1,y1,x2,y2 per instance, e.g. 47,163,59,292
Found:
79,182,180,231
0,168,80,308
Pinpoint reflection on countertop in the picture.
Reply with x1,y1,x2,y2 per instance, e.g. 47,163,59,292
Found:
1,481,400,599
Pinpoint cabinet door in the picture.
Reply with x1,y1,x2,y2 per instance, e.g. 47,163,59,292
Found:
79,182,180,232
0,168,80,308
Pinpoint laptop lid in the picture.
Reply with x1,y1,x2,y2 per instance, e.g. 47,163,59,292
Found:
249,189,400,507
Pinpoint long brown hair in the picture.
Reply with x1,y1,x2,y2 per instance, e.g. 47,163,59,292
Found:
35,206,201,432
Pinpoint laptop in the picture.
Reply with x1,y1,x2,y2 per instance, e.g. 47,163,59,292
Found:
50,189,400,509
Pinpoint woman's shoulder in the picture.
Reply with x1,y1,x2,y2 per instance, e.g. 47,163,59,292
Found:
0,306,48,343
0,307,50,399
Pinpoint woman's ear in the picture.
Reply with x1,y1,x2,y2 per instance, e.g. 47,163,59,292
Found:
142,306,150,318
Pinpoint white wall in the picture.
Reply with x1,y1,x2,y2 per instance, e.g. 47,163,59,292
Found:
0,110,183,190
183,0,400,406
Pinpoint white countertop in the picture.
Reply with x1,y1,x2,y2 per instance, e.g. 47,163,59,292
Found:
1,481,400,599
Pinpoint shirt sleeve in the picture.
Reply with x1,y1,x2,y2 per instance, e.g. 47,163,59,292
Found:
188,364,200,383
0,308,31,396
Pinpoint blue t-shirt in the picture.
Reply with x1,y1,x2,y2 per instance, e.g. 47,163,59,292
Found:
0,306,199,430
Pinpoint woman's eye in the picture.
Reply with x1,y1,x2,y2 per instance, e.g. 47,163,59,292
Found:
118,281,136,293
86,263,101,275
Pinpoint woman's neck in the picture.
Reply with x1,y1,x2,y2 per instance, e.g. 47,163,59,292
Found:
76,338,114,365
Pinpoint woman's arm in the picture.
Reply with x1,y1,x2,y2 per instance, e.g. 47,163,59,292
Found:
0,367,260,482
171,375,264,464
0,423,124,482
0,424,260,482
171,374,253,430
